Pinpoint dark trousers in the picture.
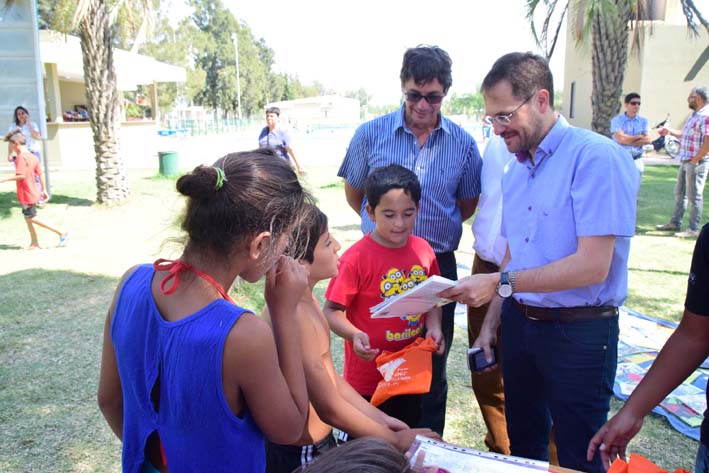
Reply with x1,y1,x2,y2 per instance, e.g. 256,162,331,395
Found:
367,393,421,428
417,251,457,436
338,394,421,443
500,299,618,473
467,255,559,463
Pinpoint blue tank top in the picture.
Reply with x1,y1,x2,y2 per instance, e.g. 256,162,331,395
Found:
111,265,265,473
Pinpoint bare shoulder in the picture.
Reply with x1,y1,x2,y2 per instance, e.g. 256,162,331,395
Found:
297,298,331,355
228,312,272,347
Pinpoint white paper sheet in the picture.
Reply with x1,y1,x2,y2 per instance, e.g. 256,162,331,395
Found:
370,275,457,318
406,436,550,473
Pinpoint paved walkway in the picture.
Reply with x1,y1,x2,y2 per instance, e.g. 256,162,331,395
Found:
642,150,679,166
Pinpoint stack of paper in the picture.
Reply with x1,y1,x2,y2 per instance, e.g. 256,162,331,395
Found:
370,275,457,318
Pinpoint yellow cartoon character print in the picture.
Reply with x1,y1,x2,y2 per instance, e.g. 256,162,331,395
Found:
380,268,406,298
408,265,428,284
401,313,423,327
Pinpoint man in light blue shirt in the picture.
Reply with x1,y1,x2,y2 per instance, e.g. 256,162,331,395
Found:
443,52,639,472
610,93,651,175
338,45,482,436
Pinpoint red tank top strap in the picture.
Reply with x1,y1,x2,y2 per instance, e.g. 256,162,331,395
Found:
153,258,235,304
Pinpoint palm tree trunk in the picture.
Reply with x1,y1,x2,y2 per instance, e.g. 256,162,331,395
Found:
590,0,631,137
78,0,129,203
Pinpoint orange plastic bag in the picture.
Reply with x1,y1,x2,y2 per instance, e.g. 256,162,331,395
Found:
370,337,438,407
608,453,691,473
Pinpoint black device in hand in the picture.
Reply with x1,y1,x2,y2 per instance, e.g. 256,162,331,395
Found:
467,347,497,372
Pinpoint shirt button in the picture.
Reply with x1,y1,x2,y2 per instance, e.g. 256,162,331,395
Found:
524,237,529,243
528,206,532,211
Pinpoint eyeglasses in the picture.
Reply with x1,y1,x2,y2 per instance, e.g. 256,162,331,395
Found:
484,92,535,126
404,91,445,105
629,101,641,105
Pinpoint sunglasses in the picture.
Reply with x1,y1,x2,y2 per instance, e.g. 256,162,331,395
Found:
629,101,641,105
404,91,445,105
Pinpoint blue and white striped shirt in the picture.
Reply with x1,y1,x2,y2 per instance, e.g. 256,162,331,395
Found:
338,105,482,253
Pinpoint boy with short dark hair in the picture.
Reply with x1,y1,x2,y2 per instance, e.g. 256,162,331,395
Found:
324,164,444,429
263,203,436,473
0,130,68,249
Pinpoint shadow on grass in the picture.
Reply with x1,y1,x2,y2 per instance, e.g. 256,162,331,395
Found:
46,193,94,207
142,174,179,182
0,268,122,471
0,190,17,218
0,243,23,250
0,190,93,222
628,266,689,277
626,289,683,322
320,181,344,189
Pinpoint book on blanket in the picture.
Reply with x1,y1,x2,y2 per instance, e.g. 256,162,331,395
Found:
370,275,457,318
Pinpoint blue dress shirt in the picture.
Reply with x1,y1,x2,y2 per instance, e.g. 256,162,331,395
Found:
502,116,639,307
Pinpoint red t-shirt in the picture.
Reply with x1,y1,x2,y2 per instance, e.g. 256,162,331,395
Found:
15,151,41,205
325,234,440,395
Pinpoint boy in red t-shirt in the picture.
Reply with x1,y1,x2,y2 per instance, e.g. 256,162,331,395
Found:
1,130,68,249
324,164,444,429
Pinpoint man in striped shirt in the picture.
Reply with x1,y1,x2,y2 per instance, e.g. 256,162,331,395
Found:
337,44,483,436
656,86,709,238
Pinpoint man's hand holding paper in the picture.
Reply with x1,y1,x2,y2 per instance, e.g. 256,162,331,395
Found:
437,272,499,307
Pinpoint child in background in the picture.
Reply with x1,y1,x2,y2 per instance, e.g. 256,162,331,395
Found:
263,204,439,473
97,149,311,473
0,130,67,249
324,164,444,429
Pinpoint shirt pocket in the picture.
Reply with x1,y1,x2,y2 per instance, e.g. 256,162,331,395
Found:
535,202,577,262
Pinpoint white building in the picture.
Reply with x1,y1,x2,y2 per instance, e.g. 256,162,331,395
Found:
38,30,185,168
561,0,709,130
266,95,361,129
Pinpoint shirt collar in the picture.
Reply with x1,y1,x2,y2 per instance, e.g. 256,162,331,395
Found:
514,114,569,164
394,104,448,136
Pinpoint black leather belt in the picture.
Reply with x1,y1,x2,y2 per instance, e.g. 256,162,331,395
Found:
512,299,618,322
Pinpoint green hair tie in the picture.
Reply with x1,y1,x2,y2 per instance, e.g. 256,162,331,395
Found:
214,167,227,190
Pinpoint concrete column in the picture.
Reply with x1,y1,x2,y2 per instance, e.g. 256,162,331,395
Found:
44,63,62,123
150,81,159,123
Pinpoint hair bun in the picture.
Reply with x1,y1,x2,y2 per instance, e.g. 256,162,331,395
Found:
176,165,217,199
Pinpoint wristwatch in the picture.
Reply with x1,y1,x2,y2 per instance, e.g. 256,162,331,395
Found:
496,271,516,298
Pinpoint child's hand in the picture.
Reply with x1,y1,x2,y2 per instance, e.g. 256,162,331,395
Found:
393,428,441,452
383,414,409,431
352,331,379,361
427,330,445,355
265,255,308,321
40,191,48,201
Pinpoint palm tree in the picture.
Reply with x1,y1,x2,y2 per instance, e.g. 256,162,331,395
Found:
72,0,157,203
73,0,128,203
526,0,708,137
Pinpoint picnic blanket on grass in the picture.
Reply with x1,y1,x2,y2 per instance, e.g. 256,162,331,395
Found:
616,307,708,441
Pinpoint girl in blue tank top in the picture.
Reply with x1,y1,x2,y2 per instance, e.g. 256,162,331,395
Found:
97,149,312,473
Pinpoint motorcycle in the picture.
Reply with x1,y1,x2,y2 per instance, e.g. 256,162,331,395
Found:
651,114,680,158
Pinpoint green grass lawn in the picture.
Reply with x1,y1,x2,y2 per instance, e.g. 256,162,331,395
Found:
0,164,704,471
